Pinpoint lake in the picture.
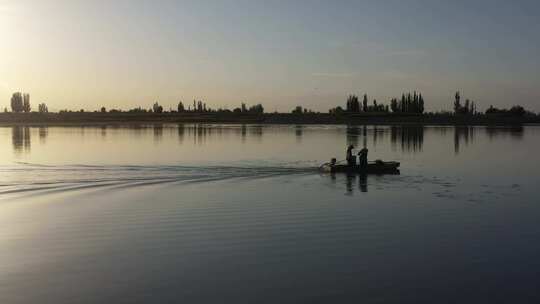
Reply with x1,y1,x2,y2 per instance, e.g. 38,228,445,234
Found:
1,124,539,303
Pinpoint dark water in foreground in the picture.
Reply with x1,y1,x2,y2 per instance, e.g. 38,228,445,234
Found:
1,125,539,303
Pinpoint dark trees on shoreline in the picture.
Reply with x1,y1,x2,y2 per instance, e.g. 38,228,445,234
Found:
391,92,424,114
454,91,476,115
10,92,31,113
177,101,185,112
38,103,48,113
336,92,425,114
4,90,538,118
231,103,264,114
153,102,164,114
10,93,23,113
346,95,361,112
486,105,527,117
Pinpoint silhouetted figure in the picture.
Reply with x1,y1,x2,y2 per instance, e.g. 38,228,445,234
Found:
346,145,356,166
358,148,368,168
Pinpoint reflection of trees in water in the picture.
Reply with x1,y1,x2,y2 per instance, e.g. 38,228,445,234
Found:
39,126,48,144
176,124,207,145
195,124,207,145
100,125,107,138
178,124,262,145
486,126,524,140
238,124,264,143
12,126,31,154
177,124,185,144
175,124,269,145
391,125,424,153
249,125,263,142
130,124,146,138
453,126,523,154
346,126,360,148
347,126,390,149
295,125,303,143
177,124,264,144
153,124,163,142
432,126,449,136
371,126,388,148
241,125,247,143
454,126,475,155
215,124,264,143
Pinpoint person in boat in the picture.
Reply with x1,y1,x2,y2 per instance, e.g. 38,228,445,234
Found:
346,145,356,166
358,147,368,168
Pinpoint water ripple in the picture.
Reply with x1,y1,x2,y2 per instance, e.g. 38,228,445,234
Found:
0,163,315,197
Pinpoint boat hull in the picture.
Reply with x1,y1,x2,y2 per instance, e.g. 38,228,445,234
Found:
320,161,400,174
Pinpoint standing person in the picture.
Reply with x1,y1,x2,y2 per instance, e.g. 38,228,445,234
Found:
346,145,356,166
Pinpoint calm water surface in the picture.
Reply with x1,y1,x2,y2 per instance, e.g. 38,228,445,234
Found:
1,124,539,303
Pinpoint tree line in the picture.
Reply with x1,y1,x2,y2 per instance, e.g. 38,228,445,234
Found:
7,92,48,113
390,92,425,113
3,90,537,118
95,101,264,115
326,91,534,117
453,91,476,115
330,92,424,114
176,101,264,114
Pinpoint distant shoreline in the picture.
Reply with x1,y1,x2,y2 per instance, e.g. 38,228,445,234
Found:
0,112,538,126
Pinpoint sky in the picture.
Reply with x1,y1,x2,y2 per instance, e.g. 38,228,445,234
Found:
1,0,539,112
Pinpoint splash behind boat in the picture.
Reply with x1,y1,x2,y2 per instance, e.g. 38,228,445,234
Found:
320,160,400,174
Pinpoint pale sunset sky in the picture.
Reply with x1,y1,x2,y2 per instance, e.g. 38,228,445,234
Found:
1,0,539,112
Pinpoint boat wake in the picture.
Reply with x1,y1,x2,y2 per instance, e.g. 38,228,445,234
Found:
0,163,316,198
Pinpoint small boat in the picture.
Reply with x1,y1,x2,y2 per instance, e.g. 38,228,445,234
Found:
320,160,400,174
